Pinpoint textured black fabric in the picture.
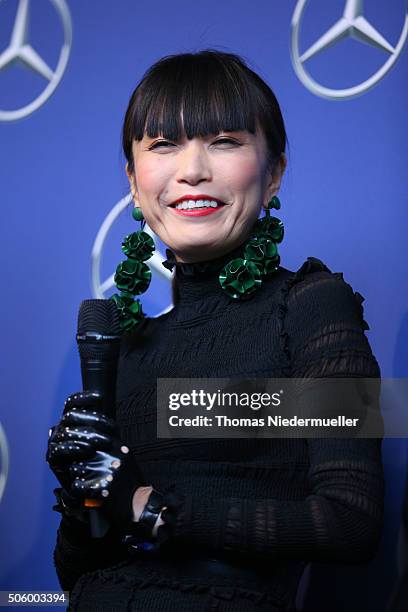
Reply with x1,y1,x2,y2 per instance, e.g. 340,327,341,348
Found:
53,244,384,611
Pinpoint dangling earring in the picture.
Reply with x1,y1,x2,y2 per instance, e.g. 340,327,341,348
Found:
110,195,156,332
132,206,144,223
218,195,284,300
266,195,281,210
251,195,284,242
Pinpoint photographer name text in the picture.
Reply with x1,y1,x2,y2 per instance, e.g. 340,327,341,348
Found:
167,415,360,428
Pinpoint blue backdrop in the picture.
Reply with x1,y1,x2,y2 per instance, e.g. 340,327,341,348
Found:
0,1,407,610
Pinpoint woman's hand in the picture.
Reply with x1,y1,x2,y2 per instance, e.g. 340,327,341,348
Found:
132,486,166,537
46,391,144,530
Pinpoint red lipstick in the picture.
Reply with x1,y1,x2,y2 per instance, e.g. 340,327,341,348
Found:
169,194,227,217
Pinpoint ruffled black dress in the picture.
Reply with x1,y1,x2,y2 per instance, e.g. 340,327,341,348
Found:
53,242,384,611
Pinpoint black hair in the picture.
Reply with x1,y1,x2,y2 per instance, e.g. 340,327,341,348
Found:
122,49,287,175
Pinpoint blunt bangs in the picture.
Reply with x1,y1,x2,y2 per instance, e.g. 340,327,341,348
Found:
123,50,287,172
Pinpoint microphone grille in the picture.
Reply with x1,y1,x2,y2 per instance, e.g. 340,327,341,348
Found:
77,299,122,336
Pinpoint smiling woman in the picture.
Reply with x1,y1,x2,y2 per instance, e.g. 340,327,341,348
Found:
48,49,384,612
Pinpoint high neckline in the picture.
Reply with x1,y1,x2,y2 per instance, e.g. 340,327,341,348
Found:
161,240,248,277
161,240,249,316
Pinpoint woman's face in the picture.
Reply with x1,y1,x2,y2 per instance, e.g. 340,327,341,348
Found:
127,124,286,262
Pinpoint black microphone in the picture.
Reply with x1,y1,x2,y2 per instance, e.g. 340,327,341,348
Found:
76,298,122,537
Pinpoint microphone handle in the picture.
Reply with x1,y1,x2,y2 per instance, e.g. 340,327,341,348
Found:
81,354,119,538
80,357,118,419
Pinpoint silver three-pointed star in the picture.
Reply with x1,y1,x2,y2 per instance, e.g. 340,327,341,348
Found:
0,0,54,80
0,0,72,121
301,0,394,63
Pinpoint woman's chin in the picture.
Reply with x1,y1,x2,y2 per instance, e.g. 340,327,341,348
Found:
166,239,228,262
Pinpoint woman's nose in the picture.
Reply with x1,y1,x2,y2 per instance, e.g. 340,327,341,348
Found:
176,142,212,185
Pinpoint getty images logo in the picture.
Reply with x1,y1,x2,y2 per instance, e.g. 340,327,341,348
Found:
291,0,408,100
0,0,72,121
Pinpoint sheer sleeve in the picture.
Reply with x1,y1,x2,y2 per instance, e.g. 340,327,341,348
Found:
157,258,384,564
283,257,380,380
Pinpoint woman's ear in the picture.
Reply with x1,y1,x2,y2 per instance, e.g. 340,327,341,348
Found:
264,153,287,206
125,163,139,204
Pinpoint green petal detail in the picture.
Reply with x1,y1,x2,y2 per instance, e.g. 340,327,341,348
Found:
252,216,284,243
219,258,262,299
122,231,155,261
110,294,144,332
244,237,280,275
114,259,151,295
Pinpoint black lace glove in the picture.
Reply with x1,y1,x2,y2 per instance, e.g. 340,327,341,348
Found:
46,391,144,531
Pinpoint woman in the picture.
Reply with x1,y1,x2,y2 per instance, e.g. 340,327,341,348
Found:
47,50,384,611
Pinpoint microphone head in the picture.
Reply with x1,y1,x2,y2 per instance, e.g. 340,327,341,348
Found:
76,299,122,417
77,299,122,337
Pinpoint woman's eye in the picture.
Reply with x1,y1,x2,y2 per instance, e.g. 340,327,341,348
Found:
148,137,240,150
213,138,240,146
149,141,174,150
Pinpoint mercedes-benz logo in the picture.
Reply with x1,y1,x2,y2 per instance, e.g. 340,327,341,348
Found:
291,0,408,100
91,194,174,317
0,0,72,121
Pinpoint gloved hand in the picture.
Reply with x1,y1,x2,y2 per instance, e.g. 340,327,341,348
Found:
46,390,144,531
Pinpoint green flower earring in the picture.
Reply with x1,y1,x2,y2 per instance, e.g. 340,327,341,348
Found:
219,196,284,299
110,203,155,332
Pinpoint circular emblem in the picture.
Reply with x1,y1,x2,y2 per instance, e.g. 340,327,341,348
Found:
291,0,408,100
0,0,73,121
0,422,9,505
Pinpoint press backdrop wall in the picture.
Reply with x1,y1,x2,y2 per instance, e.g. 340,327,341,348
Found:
0,1,407,610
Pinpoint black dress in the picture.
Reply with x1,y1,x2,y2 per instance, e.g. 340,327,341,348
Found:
54,243,384,611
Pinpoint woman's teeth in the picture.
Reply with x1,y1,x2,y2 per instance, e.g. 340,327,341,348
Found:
174,199,221,210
